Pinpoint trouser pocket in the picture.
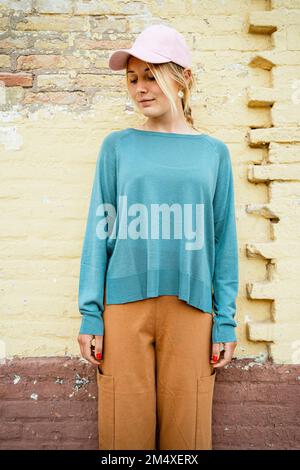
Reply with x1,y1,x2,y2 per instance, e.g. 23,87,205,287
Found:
97,365,115,450
195,368,216,450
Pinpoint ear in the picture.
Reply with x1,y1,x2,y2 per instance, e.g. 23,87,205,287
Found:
183,68,192,81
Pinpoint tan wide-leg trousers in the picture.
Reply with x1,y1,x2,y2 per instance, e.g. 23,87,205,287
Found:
97,293,216,451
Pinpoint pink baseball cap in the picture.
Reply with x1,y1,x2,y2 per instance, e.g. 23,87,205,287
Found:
108,24,192,71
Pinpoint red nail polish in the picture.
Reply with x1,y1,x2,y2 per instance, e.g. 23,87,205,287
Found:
212,355,218,362
96,353,102,360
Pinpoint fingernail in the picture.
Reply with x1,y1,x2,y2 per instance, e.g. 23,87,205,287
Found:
96,353,102,360
212,355,218,362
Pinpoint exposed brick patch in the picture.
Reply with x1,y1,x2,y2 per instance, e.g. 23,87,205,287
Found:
0,72,33,87
0,357,299,450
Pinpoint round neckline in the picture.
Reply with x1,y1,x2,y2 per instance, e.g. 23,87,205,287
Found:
126,127,208,138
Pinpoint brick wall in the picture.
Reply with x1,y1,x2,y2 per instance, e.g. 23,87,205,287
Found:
0,357,299,450
0,0,299,450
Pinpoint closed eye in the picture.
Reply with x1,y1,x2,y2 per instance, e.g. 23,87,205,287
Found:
129,77,155,84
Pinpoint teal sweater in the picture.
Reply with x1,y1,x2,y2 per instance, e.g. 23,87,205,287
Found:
78,128,239,343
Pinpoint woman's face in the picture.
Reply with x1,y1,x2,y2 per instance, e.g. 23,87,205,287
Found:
126,56,179,117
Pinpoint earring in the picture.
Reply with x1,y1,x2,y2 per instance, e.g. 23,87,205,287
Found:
125,93,134,113
178,89,184,99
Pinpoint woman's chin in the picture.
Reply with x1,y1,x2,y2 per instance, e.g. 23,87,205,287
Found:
141,108,161,117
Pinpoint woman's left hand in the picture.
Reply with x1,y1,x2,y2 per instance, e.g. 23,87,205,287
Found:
210,341,237,368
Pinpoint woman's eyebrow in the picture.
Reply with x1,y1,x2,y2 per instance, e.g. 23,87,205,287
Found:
127,67,150,74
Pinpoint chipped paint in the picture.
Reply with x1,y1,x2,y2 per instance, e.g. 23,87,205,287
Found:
13,374,21,384
73,372,89,392
242,361,264,370
244,314,253,323
79,357,89,364
0,126,23,150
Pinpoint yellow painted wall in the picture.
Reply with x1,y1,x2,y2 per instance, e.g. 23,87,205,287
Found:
1,0,300,364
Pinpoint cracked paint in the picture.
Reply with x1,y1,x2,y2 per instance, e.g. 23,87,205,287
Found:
13,374,21,384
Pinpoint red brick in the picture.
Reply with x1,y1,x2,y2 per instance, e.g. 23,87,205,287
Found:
22,91,88,105
0,400,96,420
0,72,33,87
0,357,299,450
23,420,97,440
0,423,22,440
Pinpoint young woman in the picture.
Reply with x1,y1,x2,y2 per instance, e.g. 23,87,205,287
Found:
77,24,239,451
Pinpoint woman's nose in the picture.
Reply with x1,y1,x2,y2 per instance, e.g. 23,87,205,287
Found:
137,89,148,96
136,82,148,93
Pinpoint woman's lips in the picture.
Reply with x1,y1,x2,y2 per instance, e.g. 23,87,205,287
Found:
140,99,155,106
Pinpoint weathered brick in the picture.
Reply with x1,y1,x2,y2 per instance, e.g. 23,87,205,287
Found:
213,403,297,426
33,37,70,51
287,25,300,50
248,127,300,144
0,423,23,440
0,400,96,419
0,72,33,87
72,38,129,51
35,0,72,14
272,103,300,126
271,0,300,7
16,54,89,70
22,90,88,105
23,420,97,440
248,162,300,181
250,50,300,68
0,1,32,13
0,55,10,68
212,424,299,449
36,73,73,90
0,17,10,31
16,15,88,32
0,36,31,50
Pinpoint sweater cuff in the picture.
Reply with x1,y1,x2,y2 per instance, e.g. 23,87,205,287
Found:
212,319,237,344
79,314,104,336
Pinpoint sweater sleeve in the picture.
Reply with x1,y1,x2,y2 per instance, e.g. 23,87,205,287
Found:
78,134,117,336
211,140,239,344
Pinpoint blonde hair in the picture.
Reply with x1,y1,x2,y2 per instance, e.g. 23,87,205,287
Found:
126,60,199,131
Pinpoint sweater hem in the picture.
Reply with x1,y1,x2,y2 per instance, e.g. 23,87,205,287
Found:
105,269,213,315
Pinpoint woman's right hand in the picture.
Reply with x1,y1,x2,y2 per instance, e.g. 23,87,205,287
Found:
77,334,104,366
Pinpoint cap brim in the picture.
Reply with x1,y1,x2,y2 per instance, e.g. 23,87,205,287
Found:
108,49,132,71
108,49,171,71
